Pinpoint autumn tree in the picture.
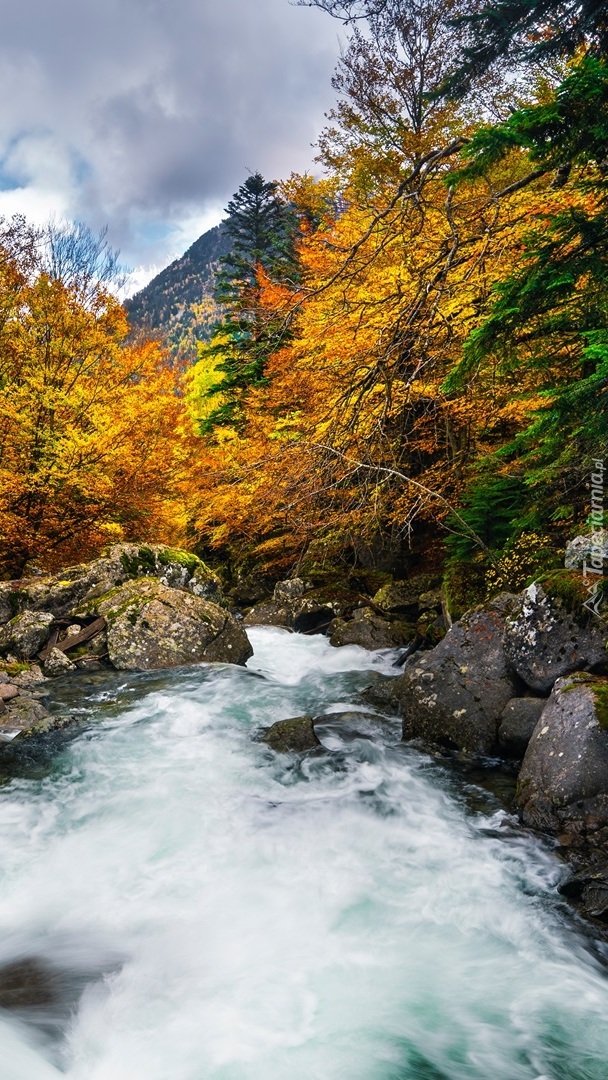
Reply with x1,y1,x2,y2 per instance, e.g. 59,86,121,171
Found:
0,219,184,579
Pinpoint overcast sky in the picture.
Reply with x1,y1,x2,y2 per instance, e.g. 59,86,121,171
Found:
0,0,340,292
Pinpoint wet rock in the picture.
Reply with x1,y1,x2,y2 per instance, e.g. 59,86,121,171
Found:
243,596,334,634
517,673,608,844
396,596,520,755
0,694,52,741
314,711,395,741
260,715,320,753
0,957,62,1010
42,647,76,678
505,577,608,694
359,677,401,715
91,578,252,671
329,608,416,651
559,864,608,922
498,697,546,758
0,610,54,660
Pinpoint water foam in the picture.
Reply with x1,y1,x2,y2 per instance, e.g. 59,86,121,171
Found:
0,628,606,1079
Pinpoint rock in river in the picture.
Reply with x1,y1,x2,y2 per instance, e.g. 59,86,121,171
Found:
396,595,520,755
517,673,608,845
90,578,252,671
260,716,320,753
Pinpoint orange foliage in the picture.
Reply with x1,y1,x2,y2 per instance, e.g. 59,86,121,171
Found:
0,244,184,578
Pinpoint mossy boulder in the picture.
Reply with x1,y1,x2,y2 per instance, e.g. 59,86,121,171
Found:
517,673,608,845
90,578,251,671
372,576,439,617
260,716,320,753
0,544,224,625
505,575,608,694
0,611,54,660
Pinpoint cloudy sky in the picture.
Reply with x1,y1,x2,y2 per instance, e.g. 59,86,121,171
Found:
0,0,341,292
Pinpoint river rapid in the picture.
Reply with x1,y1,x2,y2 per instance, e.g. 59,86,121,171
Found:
1,627,608,1079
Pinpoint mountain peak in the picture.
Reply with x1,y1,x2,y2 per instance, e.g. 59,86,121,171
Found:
125,222,231,360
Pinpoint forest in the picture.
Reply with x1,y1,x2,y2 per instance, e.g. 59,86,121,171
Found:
1,0,607,615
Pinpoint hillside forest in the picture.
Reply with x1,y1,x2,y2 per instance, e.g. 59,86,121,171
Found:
1,0,607,614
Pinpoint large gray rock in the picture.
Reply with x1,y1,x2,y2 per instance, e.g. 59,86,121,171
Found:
0,611,54,660
260,716,320,753
329,608,416,651
397,596,519,754
498,697,546,758
517,673,608,845
0,544,223,624
505,579,608,694
91,579,252,671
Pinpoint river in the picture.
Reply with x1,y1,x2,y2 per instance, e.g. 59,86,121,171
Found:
1,627,608,1079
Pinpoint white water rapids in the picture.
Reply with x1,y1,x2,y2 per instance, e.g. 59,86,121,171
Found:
1,627,608,1079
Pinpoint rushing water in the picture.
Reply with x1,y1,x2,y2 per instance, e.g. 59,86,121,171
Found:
1,628,608,1079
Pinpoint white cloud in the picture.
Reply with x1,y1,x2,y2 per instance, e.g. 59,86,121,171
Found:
0,0,340,279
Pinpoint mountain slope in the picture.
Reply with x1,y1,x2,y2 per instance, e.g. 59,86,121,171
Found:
125,223,231,359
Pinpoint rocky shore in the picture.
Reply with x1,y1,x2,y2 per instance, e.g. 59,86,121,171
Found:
2,541,607,928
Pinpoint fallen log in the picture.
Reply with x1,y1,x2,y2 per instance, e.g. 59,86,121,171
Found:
38,617,106,662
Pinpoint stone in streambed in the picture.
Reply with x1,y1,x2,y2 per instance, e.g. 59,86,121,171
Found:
260,716,320,753
42,647,77,678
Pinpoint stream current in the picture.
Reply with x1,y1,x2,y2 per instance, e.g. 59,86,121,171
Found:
1,627,608,1079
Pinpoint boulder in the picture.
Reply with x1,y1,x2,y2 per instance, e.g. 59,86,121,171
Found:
498,697,546,758
42,647,76,678
260,715,320,753
243,597,335,634
329,608,416,650
0,695,52,741
0,544,223,624
505,576,608,694
90,579,252,671
517,673,608,844
0,611,54,660
0,684,19,703
396,596,520,755
372,577,437,617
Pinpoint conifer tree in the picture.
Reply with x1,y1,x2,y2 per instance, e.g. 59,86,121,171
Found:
201,173,298,431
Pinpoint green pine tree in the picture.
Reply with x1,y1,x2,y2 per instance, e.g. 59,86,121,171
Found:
201,173,299,432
